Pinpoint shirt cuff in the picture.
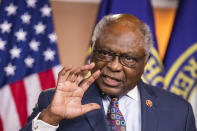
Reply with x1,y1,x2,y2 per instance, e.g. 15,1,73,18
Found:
32,112,59,131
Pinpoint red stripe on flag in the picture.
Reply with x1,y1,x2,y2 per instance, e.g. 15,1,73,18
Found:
38,69,56,90
0,116,3,131
10,80,27,127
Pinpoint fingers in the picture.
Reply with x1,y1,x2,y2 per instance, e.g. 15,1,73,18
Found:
66,63,95,84
57,66,72,83
80,62,95,71
67,68,81,82
56,63,97,91
81,103,101,115
81,70,101,91
75,75,84,85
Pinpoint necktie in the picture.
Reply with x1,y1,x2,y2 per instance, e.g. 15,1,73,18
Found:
106,97,126,131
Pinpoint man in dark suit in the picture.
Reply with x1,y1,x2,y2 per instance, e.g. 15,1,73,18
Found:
21,14,196,131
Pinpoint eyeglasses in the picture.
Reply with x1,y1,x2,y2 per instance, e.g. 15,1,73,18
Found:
93,49,146,68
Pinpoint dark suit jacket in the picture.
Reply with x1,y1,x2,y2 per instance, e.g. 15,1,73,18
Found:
20,80,196,131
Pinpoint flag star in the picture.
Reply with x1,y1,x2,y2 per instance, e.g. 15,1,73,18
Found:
0,21,12,33
5,3,17,16
21,12,31,24
43,48,55,61
26,0,37,8
29,39,40,51
40,5,51,17
48,33,57,43
24,56,34,67
0,38,6,50
15,29,27,41
9,46,21,59
34,22,46,34
4,63,16,76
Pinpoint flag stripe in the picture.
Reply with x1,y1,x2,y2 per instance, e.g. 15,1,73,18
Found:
24,74,42,116
10,81,28,127
38,69,56,90
0,85,21,131
52,65,62,83
0,116,3,131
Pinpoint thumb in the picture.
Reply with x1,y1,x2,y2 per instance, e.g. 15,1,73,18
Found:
81,103,101,115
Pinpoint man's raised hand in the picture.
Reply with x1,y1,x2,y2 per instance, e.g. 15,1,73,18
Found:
38,63,101,125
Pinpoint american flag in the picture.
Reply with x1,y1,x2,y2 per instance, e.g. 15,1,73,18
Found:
0,0,61,130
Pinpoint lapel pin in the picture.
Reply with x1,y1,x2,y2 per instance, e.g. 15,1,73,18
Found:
146,100,153,107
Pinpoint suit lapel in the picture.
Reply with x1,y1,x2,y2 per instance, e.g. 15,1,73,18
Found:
82,81,159,131
138,80,159,131
82,83,108,131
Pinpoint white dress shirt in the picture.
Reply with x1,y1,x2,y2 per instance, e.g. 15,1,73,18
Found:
32,86,141,131
32,112,59,131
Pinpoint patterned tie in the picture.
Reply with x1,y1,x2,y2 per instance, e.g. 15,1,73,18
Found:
106,97,126,131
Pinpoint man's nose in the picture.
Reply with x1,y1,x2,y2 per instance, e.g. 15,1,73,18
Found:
107,56,123,72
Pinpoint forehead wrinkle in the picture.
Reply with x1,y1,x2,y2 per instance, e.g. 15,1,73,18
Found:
100,20,145,43
98,31,144,51
97,36,144,57
99,32,136,44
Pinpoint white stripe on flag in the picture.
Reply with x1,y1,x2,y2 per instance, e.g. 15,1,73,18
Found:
0,85,21,131
24,74,42,116
52,65,62,83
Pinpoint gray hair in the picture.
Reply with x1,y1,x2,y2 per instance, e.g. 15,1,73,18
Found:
91,14,153,56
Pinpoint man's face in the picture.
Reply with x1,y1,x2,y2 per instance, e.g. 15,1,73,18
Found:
91,21,148,97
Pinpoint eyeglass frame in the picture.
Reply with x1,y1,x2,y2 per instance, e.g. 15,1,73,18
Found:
92,48,148,68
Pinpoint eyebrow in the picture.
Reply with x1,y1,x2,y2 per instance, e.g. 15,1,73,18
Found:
121,52,139,57
95,45,142,57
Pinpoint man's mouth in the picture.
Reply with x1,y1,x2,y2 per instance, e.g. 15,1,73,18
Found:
101,74,122,87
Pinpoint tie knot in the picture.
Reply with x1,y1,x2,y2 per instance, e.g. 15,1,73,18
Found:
111,97,119,103
110,97,119,108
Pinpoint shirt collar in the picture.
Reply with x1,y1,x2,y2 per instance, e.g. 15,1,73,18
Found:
101,85,140,101
126,85,140,101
